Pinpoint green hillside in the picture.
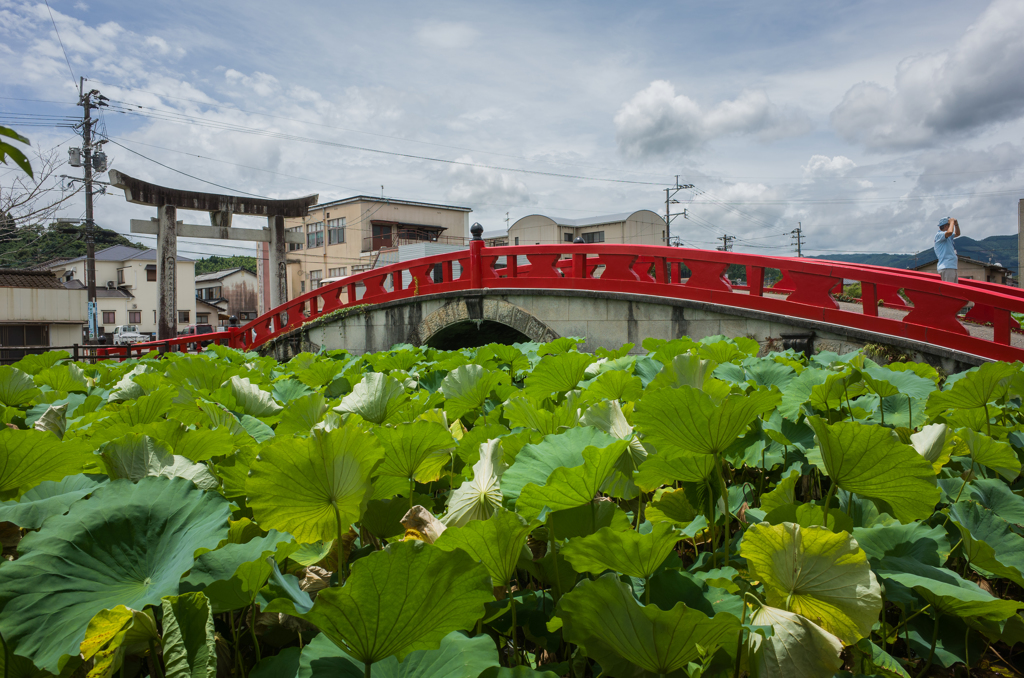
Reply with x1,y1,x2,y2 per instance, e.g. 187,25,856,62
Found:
809,233,1018,275
194,255,257,276
0,223,144,269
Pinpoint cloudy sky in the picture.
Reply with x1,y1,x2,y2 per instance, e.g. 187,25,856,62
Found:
2,0,1023,261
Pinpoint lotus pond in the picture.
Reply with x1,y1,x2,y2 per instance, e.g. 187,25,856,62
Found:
0,335,1022,678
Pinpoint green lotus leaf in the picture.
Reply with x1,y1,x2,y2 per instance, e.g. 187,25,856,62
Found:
292,541,492,665
852,639,911,678
0,428,93,499
163,425,236,463
873,555,1020,620
295,360,346,389
161,592,218,678
806,416,939,523
334,373,408,425
645,569,742,618
852,522,950,568
962,478,1024,524
501,427,616,505
34,364,88,393
584,369,643,403
763,502,854,535
746,605,843,678
741,358,798,390
363,497,418,539
0,366,40,408
807,370,866,413
648,352,716,391
909,423,949,473
240,414,275,443
247,423,384,543
635,385,779,455
948,501,1024,587
580,399,646,498
547,500,633,540
478,342,531,378
181,531,295,612
633,445,717,492
954,428,1021,481
516,440,628,520
523,352,595,400
80,605,159,678
479,668,560,678
226,376,283,417
435,509,535,586
11,350,69,376
740,521,881,644
859,365,936,400
441,364,509,421
759,471,800,514
99,433,219,490
29,402,65,439
444,438,505,527
106,367,150,403
275,393,328,436
925,361,1020,416
0,474,105,529
561,522,680,579
272,378,316,403
777,368,830,420
0,476,229,673
645,487,700,526
297,630,499,678
556,573,741,677
165,355,237,391
374,420,454,485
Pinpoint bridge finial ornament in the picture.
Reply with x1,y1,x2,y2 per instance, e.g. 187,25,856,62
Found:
470,222,483,240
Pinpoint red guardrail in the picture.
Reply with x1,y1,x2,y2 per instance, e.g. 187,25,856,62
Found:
94,242,1024,363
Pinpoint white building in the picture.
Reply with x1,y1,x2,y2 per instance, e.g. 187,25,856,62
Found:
47,245,196,339
0,268,87,358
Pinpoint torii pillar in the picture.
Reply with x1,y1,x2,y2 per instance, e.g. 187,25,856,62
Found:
109,170,317,340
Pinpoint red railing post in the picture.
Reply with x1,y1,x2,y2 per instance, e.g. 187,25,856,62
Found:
469,222,484,289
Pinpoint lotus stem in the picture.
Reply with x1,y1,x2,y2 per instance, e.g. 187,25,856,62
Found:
914,614,939,678
549,528,563,603
822,482,838,529
909,395,914,430
508,582,519,666
983,402,990,437
333,503,346,585
147,637,165,678
3,633,10,678
635,493,644,531
409,476,415,511
733,595,749,678
645,575,650,606
714,455,731,567
705,478,717,568
364,661,372,678
250,602,261,663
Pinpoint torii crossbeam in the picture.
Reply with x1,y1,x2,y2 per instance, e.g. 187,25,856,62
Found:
108,170,317,339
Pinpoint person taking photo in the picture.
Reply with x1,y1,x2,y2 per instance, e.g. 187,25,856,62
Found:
933,217,961,283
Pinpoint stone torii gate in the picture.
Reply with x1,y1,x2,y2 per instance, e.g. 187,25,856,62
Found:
109,170,317,339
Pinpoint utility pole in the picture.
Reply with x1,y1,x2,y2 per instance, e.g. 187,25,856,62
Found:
75,78,108,342
664,175,694,246
716,234,735,252
791,223,804,257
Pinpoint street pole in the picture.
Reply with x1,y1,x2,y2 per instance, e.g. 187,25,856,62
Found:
79,78,97,341
791,223,804,257
663,176,694,246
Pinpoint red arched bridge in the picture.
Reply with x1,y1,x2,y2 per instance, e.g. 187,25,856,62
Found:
115,239,1024,365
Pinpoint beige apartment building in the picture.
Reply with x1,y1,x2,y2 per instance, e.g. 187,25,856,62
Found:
0,269,87,357
47,245,197,339
484,210,666,247
282,196,471,298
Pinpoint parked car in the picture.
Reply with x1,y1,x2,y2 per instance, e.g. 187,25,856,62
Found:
111,325,146,345
178,324,215,350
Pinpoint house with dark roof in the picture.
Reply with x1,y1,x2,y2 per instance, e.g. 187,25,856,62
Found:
0,268,87,357
46,245,196,338
195,267,258,323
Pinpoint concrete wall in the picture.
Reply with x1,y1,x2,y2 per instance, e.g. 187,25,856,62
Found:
1,286,87,324
261,289,982,373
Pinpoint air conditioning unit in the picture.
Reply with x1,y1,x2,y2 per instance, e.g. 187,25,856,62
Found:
106,281,115,289
130,303,138,309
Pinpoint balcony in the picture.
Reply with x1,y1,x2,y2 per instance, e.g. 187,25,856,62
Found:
361,228,469,253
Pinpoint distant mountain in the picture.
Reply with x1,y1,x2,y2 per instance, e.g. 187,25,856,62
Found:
809,233,1018,275
0,223,144,270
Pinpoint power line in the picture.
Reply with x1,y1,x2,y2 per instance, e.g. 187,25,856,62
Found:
43,0,76,89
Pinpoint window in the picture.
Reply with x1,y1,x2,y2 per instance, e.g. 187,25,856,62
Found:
581,231,605,243
287,225,304,251
309,270,323,288
239,312,253,320
146,265,156,281
0,325,48,346
197,314,209,324
102,311,115,324
328,267,347,277
327,218,346,244
300,281,305,293
178,311,189,323
514,237,519,246
198,286,221,300
306,221,324,248
117,269,125,285
564,232,574,242
129,311,141,323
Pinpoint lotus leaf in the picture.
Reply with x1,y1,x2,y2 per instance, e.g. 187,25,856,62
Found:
99,433,218,490
954,428,1021,481
181,530,295,612
334,373,408,425
374,420,454,485
560,522,680,580
806,416,939,522
247,424,383,543
635,385,779,455
584,369,643,403
441,364,508,421
0,474,105,529
644,487,700,526
874,556,1020,620
292,541,492,665
161,592,218,678
435,509,535,586
962,478,1024,524
746,605,843,678
0,428,92,499
556,574,741,677
948,501,1024,587
0,366,40,407
633,446,716,492
523,352,594,399
740,522,881,644
0,476,229,672
444,438,505,527
80,605,158,678
276,393,329,436
35,364,88,393
501,427,616,504
516,440,628,520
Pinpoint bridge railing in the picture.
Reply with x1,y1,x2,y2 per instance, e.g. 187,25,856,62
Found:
77,241,1024,363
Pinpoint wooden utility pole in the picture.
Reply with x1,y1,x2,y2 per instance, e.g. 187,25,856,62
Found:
77,79,107,339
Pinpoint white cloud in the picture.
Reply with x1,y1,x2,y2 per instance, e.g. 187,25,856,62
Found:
831,0,1024,152
444,156,530,207
416,21,479,49
803,154,856,179
144,36,170,55
224,69,279,97
74,2,88,11
614,81,811,159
